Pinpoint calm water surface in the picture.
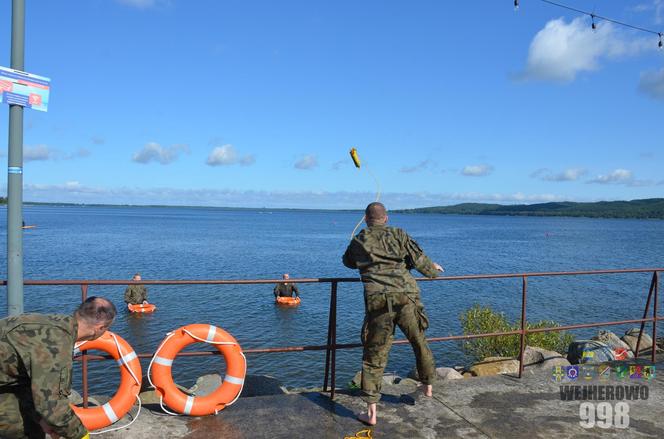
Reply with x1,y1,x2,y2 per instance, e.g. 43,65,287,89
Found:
1,205,663,394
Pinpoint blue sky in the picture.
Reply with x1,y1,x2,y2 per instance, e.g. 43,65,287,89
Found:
0,0,662,208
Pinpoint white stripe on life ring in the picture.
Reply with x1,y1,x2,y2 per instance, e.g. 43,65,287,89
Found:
183,395,195,415
102,402,119,423
153,356,173,367
224,375,244,385
116,351,138,366
206,325,217,342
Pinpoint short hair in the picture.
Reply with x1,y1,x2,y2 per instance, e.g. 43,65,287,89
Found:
132,273,141,279
75,296,116,326
365,202,387,224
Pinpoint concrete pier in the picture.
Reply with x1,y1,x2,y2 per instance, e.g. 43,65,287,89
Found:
96,359,663,438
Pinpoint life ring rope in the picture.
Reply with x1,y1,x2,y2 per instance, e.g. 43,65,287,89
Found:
147,327,247,416
76,332,143,434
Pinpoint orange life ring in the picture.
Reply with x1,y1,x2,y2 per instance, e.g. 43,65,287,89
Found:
149,324,246,415
71,331,142,430
128,303,156,313
275,296,300,306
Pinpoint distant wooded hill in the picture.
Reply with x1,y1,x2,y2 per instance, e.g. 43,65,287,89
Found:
396,198,664,219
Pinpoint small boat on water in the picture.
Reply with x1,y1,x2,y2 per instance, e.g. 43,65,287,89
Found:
127,303,157,313
275,296,300,307
22,225,36,229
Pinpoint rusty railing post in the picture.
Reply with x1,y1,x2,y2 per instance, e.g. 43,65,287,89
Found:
652,272,659,363
330,281,338,399
80,284,89,408
323,281,335,392
518,276,527,378
635,272,657,357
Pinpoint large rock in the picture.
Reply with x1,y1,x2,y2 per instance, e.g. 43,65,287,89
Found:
622,328,653,353
187,374,222,397
522,346,570,369
592,330,634,360
240,375,287,397
469,357,520,377
567,340,614,364
435,367,463,380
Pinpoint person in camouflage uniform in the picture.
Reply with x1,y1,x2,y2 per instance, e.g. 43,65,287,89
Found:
124,273,148,305
0,296,117,439
343,202,444,425
273,273,300,298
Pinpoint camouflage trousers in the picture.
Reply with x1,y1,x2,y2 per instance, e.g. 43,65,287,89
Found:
360,291,435,404
0,387,45,439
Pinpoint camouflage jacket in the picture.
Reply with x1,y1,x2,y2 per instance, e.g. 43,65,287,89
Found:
0,314,87,439
124,284,148,304
273,283,299,297
342,224,439,296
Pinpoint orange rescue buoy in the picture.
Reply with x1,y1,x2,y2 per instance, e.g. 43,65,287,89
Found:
149,324,246,415
127,303,156,313
71,332,142,430
275,296,301,306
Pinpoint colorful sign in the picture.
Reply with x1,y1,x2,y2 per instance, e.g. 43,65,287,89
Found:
0,66,50,112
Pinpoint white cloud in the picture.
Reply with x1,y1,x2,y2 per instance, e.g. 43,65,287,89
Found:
587,169,633,184
132,142,189,165
294,155,318,170
20,182,572,209
632,1,664,24
116,0,157,8
461,164,493,177
638,68,664,101
519,17,651,82
331,160,348,171
24,145,56,161
531,167,586,182
400,159,436,173
205,144,255,166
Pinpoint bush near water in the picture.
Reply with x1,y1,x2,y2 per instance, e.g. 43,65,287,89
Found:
459,304,574,363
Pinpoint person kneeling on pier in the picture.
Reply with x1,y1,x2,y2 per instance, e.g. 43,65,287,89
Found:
343,202,444,426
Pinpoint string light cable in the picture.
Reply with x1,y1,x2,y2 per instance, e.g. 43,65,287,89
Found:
514,0,663,47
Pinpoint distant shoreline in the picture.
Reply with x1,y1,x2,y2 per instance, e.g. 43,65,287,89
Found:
1,198,663,220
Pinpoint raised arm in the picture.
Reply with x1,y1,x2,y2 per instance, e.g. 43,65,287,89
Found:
403,233,442,278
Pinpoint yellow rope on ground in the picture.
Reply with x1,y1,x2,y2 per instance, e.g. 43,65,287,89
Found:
344,429,372,439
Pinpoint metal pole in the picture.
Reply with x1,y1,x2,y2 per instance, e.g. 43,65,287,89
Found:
6,0,26,316
81,285,89,408
652,272,658,363
635,272,656,357
322,282,335,392
518,276,527,378
330,281,338,399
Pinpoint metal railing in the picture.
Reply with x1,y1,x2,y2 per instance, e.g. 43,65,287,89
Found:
3,267,662,403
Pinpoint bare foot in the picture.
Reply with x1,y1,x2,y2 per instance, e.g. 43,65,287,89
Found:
357,403,377,425
422,384,432,397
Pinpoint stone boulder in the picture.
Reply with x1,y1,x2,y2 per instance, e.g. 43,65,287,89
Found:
567,340,614,364
435,367,463,380
469,357,520,377
622,328,653,354
592,330,634,360
522,346,570,369
240,375,287,397
187,374,222,397
409,366,463,381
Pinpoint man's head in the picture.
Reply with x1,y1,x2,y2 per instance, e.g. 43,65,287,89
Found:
132,273,142,281
365,202,388,226
75,296,117,341
283,273,290,280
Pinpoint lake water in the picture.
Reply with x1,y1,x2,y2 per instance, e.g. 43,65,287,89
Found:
1,205,663,395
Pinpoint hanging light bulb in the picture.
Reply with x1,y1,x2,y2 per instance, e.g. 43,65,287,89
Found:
591,14,597,31
514,0,519,11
